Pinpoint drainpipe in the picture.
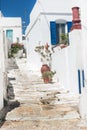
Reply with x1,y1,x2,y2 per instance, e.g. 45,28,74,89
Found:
71,7,81,31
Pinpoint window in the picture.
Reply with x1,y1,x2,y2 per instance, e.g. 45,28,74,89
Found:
50,20,72,46
6,30,13,42
22,35,25,40
56,22,66,43
16,37,19,43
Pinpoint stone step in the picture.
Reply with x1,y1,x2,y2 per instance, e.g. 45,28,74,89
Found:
5,104,80,121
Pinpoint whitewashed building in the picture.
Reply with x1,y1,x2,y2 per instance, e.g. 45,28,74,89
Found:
0,11,22,110
25,0,74,70
0,11,22,46
0,27,8,110
25,0,87,94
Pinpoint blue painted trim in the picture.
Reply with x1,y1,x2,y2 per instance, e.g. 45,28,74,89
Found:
50,21,57,45
67,22,72,32
82,70,85,87
78,70,81,94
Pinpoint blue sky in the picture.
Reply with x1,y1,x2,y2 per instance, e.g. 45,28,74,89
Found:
0,0,36,33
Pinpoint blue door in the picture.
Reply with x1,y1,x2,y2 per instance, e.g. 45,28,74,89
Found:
6,30,13,42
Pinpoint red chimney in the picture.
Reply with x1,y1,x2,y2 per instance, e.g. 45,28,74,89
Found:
71,7,81,31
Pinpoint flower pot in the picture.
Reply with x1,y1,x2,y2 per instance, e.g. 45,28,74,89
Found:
43,77,52,84
60,44,67,49
41,64,50,73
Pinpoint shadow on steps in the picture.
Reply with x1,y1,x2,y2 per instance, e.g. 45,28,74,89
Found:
0,100,20,128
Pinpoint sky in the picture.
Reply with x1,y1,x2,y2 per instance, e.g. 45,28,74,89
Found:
0,0,36,33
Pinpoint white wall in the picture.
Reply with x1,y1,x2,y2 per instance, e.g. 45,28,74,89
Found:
29,0,77,24
0,11,4,17
26,0,74,34
39,14,72,44
26,17,42,71
26,9,72,72
0,27,9,110
68,30,83,93
0,17,22,43
0,70,4,110
25,0,85,93
0,28,4,110
52,30,83,93
52,47,70,90
79,0,87,81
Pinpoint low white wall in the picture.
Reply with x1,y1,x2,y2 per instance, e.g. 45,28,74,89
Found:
80,1,87,81
52,47,70,90
52,30,83,94
69,30,83,93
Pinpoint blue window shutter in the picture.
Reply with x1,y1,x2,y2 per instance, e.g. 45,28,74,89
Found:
50,21,57,45
67,22,72,32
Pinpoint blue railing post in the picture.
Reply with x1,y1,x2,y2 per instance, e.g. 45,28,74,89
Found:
82,70,85,87
78,69,81,94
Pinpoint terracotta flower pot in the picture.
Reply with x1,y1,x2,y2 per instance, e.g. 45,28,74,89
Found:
43,77,52,84
41,64,50,73
60,44,67,49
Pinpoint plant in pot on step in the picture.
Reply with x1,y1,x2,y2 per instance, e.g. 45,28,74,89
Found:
35,42,52,71
35,43,55,83
35,43,52,66
42,70,56,83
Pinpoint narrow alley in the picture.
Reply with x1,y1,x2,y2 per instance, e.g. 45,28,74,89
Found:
0,58,87,130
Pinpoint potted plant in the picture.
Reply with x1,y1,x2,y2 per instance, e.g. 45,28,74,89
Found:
59,33,69,49
42,70,56,83
35,43,52,66
8,42,24,58
35,43,56,83
35,43,52,73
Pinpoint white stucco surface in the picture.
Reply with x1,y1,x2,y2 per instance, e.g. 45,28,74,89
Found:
25,0,87,94
0,71,4,110
0,28,4,110
0,16,22,43
26,0,74,72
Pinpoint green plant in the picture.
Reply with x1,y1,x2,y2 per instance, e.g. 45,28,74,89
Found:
42,70,56,80
8,42,24,57
34,43,52,66
59,33,68,45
